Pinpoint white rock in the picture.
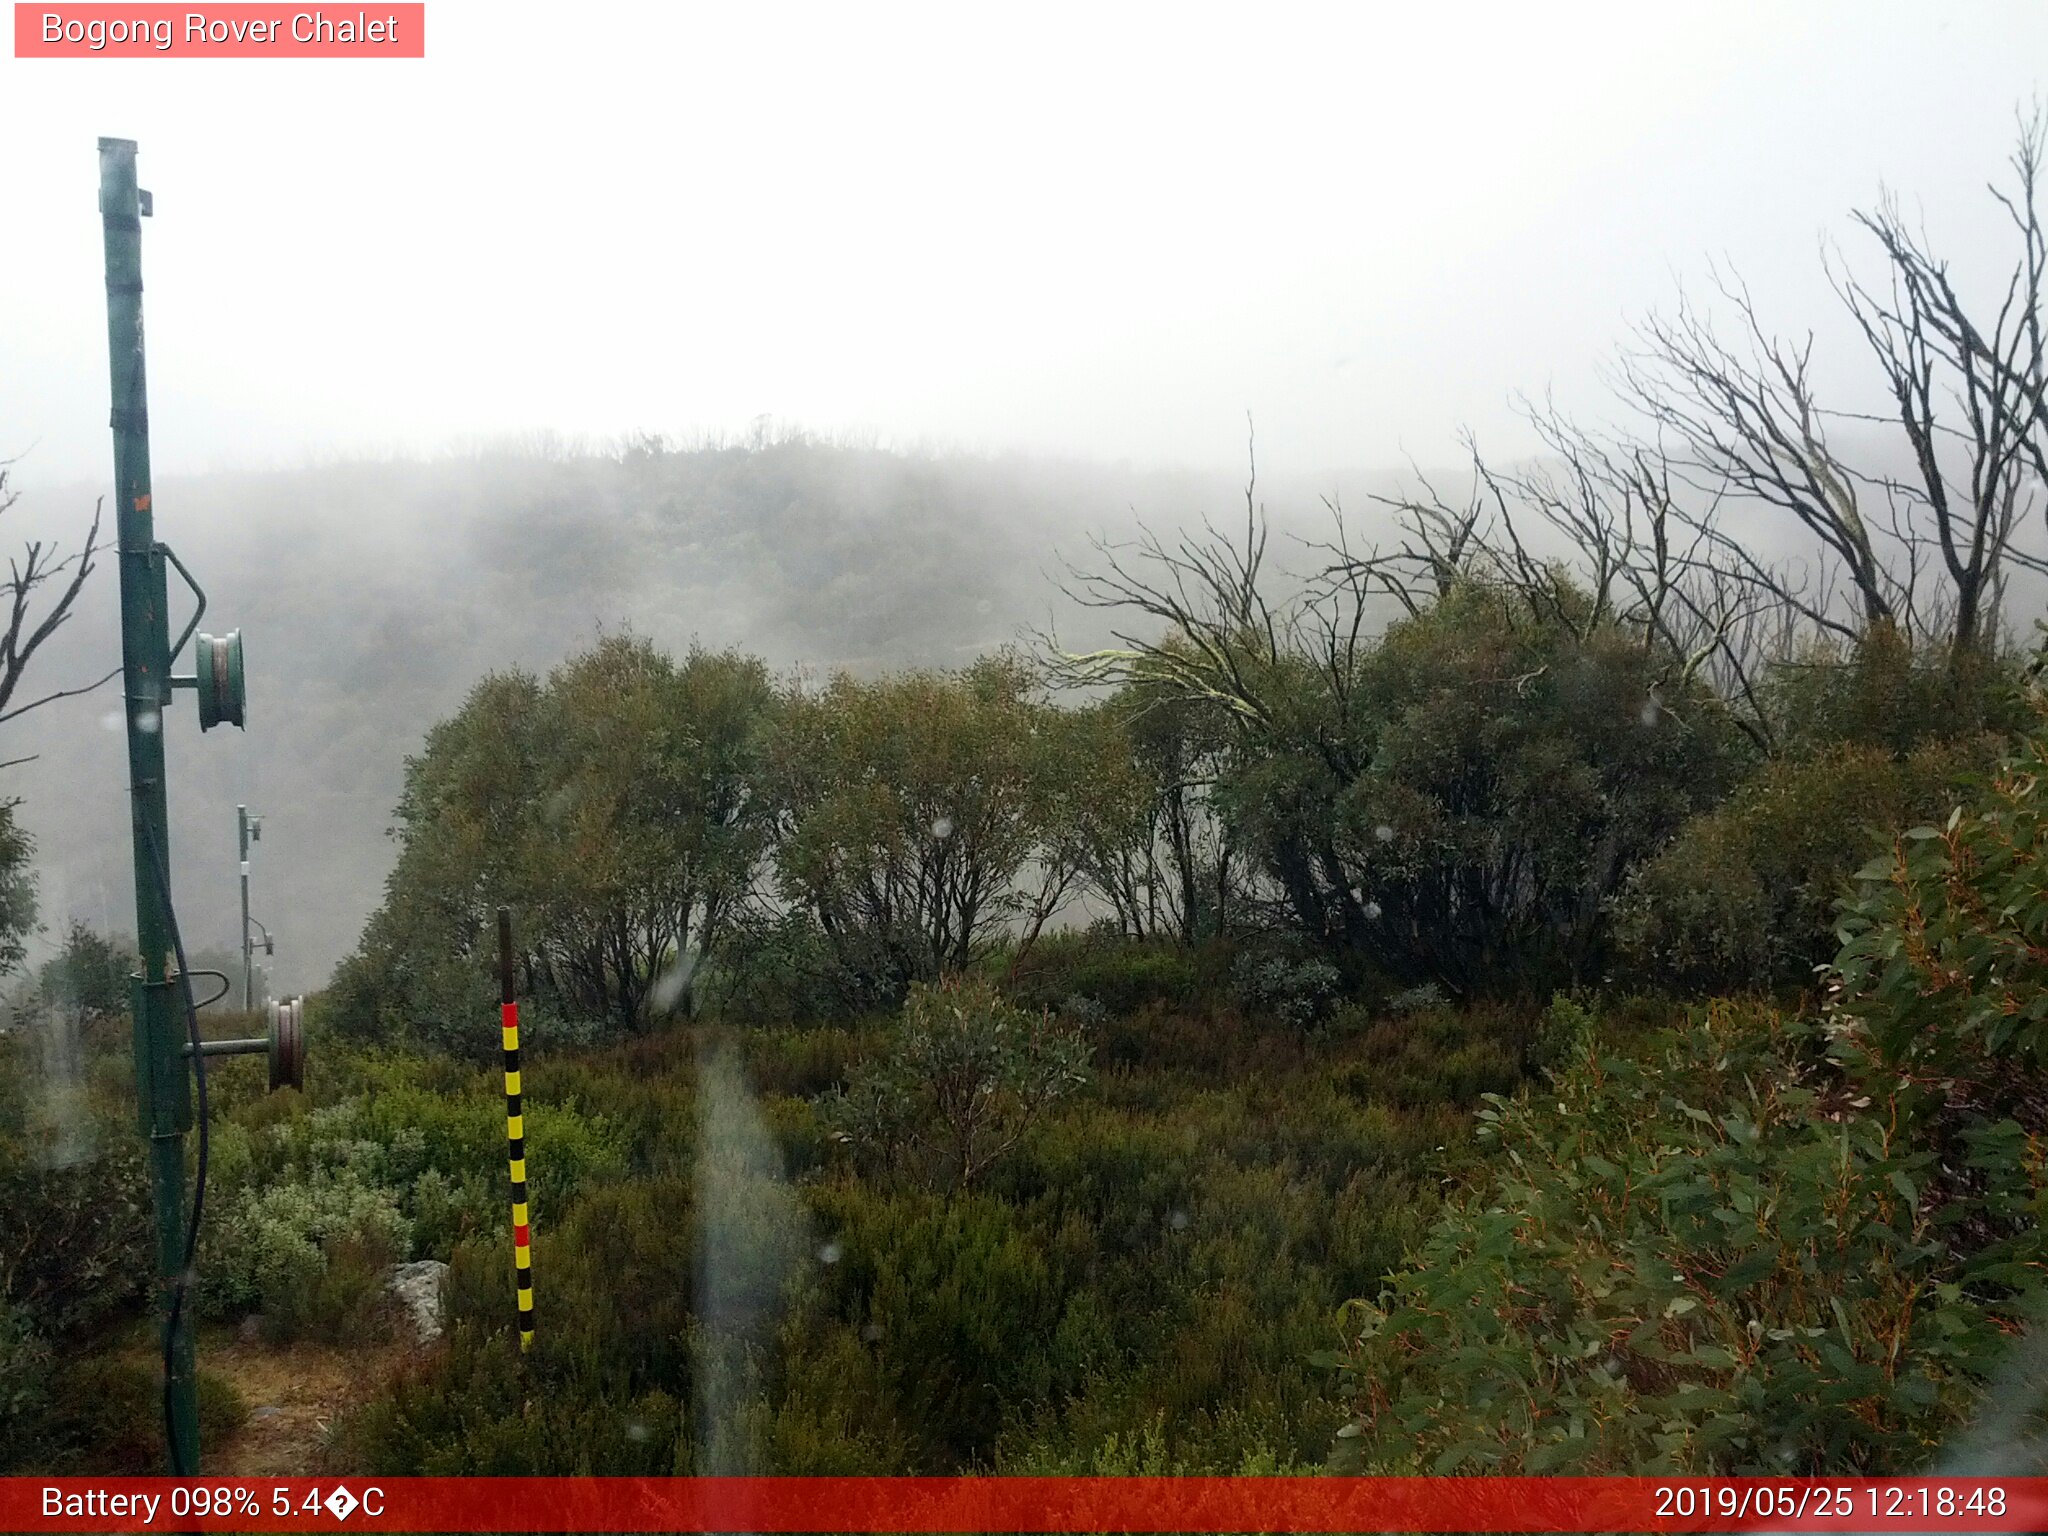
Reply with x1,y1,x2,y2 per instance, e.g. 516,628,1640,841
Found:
387,1259,450,1344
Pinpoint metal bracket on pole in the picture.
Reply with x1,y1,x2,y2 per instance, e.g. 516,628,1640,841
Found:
128,975,193,1136
180,997,303,1091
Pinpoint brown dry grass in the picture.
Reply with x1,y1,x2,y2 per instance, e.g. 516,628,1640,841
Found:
202,1328,413,1476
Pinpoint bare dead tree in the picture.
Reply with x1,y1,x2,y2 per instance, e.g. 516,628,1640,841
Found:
1044,430,1304,741
1605,110,2048,666
1297,395,1827,754
0,462,115,742
1041,434,1382,952
1826,107,2048,659
1615,270,1910,644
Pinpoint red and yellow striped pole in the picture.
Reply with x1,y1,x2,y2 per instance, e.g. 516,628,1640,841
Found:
497,906,534,1351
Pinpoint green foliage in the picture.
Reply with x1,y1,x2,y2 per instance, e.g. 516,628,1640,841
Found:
1330,1002,1529,1110
0,1297,52,1470
767,653,1081,1003
817,1188,1066,1461
1214,582,1744,995
0,1137,150,1342
0,799,35,980
320,980,1494,1477
1334,1000,2046,1474
1615,738,1989,994
1769,627,2029,759
333,636,776,1048
702,908,892,1023
34,922,135,1022
1064,681,1241,944
1002,933,1230,1019
1230,949,1342,1030
186,1066,625,1351
27,1357,250,1473
823,976,1091,1191
201,1169,412,1341
1832,728,2048,1092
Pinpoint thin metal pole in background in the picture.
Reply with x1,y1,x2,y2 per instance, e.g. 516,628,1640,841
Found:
239,805,252,1009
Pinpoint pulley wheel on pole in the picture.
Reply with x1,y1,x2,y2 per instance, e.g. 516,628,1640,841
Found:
266,997,304,1091
195,630,246,731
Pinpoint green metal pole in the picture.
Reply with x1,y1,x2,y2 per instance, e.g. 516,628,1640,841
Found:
100,135,200,1475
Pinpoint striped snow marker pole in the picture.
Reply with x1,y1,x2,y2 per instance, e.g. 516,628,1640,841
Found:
498,906,534,1352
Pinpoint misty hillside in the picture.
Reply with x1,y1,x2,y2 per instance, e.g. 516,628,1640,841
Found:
3,437,1271,988
2,415,1983,995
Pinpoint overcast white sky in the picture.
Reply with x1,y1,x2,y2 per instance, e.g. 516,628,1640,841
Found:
3,1,2046,485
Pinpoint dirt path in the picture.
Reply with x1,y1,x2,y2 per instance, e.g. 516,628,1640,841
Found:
203,1331,411,1476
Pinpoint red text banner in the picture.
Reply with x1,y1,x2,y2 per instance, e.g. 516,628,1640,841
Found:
13,5,424,57
5,1476,2047,1533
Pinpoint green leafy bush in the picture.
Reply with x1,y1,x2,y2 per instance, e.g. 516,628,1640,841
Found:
1832,730,2048,1085
1333,1000,2046,1474
34,923,136,1023
0,1138,150,1342
702,909,888,1023
0,1297,52,1471
1002,934,1230,1018
813,1187,1066,1462
1615,738,1989,994
1768,627,2028,759
247,1083,623,1232
201,1170,412,1340
1230,950,1342,1030
1211,582,1745,995
1331,1003,1527,1110
30,1358,248,1473
823,975,1091,1191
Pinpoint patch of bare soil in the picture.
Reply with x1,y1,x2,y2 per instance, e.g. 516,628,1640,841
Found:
203,1331,413,1476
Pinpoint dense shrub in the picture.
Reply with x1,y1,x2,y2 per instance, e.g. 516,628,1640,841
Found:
767,654,1077,1003
331,639,776,1047
823,976,1091,1192
28,1358,247,1473
32,923,136,1023
1832,728,2048,1089
201,1170,412,1340
1212,583,1746,995
0,1134,150,1343
1768,628,2028,759
246,1083,624,1229
1229,950,1342,1030
0,1297,52,1470
1330,1003,1528,1110
1334,999,2047,1473
321,979,1510,1478
700,909,889,1023
1614,738,1990,994
816,1187,1067,1462
1001,934,1230,1019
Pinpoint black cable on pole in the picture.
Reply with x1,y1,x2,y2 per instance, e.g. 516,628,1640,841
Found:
139,812,209,1478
